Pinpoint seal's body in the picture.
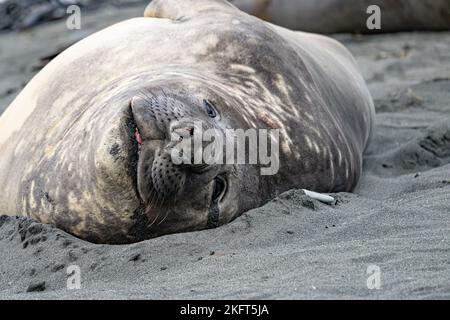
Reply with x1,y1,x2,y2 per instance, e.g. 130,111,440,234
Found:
231,0,450,33
0,0,374,243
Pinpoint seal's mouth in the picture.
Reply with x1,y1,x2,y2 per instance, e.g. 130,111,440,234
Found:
127,103,152,205
128,100,177,210
123,105,142,201
134,127,143,151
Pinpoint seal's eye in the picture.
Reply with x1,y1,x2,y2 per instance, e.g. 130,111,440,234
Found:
203,99,217,118
212,175,226,202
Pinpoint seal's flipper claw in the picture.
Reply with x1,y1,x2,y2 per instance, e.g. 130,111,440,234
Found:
144,0,235,20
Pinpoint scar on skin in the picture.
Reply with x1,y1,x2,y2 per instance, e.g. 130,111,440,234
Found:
256,111,281,129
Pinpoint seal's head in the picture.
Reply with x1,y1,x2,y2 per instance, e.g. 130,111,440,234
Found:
132,92,228,236
110,79,261,240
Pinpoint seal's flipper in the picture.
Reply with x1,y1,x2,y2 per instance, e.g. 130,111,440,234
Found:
144,0,234,21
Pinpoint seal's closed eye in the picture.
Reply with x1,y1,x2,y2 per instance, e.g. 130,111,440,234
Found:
203,99,218,118
212,175,227,202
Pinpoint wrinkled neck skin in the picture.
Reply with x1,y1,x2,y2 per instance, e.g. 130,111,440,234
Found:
88,71,268,242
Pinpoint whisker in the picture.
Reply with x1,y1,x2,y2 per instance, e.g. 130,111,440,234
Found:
146,188,157,208
145,189,159,227
148,193,166,228
157,195,170,226
158,188,181,226
136,90,159,112
146,193,161,229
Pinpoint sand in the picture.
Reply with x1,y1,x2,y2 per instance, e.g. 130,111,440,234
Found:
0,7,449,299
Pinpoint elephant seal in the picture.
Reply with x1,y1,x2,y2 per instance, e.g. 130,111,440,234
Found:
230,0,450,33
0,0,375,244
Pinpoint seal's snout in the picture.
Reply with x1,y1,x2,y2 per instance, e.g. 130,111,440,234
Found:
130,96,166,142
127,90,231,234
130,94,196,207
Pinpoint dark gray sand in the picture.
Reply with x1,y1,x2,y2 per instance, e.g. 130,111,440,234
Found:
0,7,449,299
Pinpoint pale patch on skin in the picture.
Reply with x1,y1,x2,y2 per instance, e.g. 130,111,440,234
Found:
44,145,57,159
14,139,25,157
305,136,313,150
314,128,323,139
192,34,219,56
72,220,88,237
312,141,321,155
274,74,290,98
67,192,79,212
21,202,27,218
280,141,291,159
40,198,51,212
274,73,300,120
326,146,335,185
303,111,314,121
337,149,343,166
29,181,36,210
230,64,256,74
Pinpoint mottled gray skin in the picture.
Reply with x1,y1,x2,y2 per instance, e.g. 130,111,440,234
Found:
0,0,374,244
231,0,450,33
